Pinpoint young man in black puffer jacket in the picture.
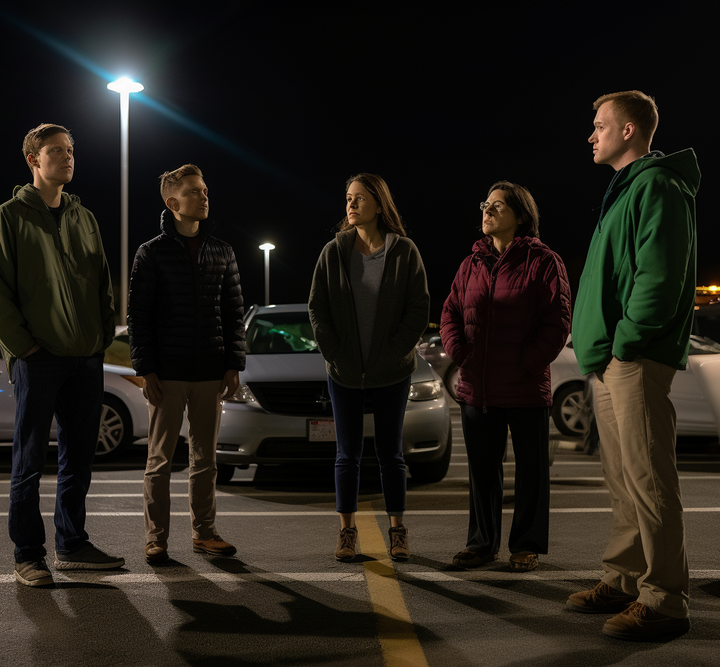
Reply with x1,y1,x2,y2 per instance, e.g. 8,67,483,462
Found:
128,164,245,564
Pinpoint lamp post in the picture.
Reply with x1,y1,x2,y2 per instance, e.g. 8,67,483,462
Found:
259,243,275,306
107,77,144,325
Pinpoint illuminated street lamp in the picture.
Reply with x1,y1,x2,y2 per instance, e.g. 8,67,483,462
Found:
259,243,275,306
107,77,144,324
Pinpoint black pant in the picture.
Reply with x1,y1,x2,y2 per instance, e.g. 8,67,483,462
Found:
459,403,550,555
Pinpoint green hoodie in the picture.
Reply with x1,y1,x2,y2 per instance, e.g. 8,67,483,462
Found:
572,149,700,375
0,184,115,376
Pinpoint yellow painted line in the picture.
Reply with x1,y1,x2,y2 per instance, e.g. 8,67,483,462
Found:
355,501,429,667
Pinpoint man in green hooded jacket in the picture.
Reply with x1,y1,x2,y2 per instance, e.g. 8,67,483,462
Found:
0,123,124,587
567,91,699,641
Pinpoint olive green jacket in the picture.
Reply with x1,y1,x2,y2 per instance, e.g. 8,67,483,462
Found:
0,184,115,376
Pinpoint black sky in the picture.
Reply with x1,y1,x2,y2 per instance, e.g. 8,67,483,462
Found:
2,4,718,324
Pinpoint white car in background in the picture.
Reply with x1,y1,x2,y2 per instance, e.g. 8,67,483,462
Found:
0,330,148,458
417,334,587,436
418,302,720,440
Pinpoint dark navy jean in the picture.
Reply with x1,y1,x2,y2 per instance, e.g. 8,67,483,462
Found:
9,348,103,562
328,376,411,516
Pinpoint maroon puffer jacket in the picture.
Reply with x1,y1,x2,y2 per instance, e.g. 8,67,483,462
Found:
440,236,571,409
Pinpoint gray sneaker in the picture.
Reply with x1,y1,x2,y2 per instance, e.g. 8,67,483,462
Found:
15,559,54,587
54,543,125,570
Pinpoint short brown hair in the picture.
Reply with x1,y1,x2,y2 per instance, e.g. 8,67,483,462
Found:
593,90,659,144
337,173,407,237
22,123,73,174
159,164,204,201
487,181,540,239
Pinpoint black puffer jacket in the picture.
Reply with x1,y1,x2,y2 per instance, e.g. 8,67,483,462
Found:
128,210,245,381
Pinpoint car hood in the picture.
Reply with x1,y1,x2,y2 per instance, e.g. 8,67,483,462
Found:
241,352,436,383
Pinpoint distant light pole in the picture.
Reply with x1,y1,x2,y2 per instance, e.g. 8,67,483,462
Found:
107,76,144,325
259,243,275,306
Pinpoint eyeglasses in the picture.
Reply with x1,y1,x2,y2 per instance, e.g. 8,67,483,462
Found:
480,201,506,213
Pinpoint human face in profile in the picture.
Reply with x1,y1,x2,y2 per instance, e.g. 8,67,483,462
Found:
346,180,381,231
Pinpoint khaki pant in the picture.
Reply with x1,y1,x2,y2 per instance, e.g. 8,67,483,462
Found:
594,357,689,618
144,379,223,543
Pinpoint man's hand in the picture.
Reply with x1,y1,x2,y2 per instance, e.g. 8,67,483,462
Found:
143,372,163,407
221,369,239,400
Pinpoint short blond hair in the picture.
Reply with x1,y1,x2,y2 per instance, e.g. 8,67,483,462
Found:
159,164,203,201
593,90,659,144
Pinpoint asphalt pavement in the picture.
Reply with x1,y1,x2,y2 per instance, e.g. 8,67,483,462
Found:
1,406,719,667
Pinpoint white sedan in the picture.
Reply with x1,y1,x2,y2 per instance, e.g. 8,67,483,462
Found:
0,332,148,458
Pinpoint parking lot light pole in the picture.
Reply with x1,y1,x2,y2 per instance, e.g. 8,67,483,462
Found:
259,243,275,306
107,77,144,325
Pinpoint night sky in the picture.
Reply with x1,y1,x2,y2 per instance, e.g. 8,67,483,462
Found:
2,4,718,325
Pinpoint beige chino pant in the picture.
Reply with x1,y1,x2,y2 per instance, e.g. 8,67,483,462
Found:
594,357,689,618
144,379,223,543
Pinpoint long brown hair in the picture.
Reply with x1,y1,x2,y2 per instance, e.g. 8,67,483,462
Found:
336,173,407,236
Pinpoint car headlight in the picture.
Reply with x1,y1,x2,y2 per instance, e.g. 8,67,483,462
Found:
224,383,257,404
408,379,443,401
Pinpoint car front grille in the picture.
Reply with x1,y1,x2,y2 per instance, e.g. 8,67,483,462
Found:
257,437,377,460
247,381,373,416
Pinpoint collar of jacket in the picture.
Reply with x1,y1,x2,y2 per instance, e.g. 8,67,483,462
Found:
335,228,399,265
472,234,542,259
159,208,217,242
12,183,79,215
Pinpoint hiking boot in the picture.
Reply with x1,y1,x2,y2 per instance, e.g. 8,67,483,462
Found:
388,525,410,561
54,544,125,570
452,549,498,568
335,527,358,562
567,581,637,614
193,536,237,556
15,559,54,587
603,602,690,641
509,551,538,572
145,541,169,564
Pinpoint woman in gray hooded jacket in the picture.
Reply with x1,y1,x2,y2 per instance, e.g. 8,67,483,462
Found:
309,173,429,562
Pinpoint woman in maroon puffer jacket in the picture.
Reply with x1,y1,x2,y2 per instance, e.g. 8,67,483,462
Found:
440,181,571,572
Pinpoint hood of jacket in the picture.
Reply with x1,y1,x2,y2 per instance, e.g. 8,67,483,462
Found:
599,148,700,224
334,228,400,265
12,183,81,214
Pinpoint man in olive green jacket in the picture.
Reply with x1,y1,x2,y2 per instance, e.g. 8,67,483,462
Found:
0,123,124,587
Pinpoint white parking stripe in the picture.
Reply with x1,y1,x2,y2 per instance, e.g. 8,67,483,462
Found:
2,569,719,585
3,507,719,517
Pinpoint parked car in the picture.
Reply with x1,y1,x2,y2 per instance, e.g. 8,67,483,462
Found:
0,330,149,458
583,334,720,453
417,334,586,436
215,304,452,484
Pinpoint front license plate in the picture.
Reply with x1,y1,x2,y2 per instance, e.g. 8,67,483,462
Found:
308,419,336,442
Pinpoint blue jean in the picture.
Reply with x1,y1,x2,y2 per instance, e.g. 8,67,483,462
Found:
9,349,103,562
460,403,550,555
328,376,411,516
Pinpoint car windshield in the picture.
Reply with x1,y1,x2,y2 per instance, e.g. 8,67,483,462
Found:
245,312,319,354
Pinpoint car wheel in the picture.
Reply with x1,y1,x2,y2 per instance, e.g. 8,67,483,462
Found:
551,382,586,436
409,427,452,484
444,364,460,401
97,394,132,458
217,463,236,485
